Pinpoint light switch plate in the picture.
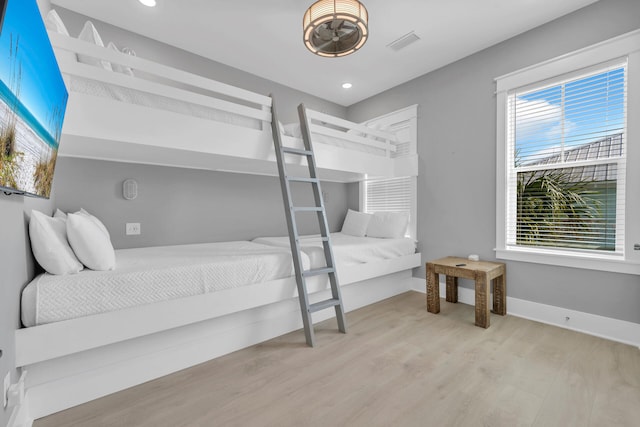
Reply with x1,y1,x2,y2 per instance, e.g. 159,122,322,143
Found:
126,223,141,235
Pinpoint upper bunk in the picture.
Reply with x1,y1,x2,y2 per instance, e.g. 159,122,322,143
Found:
48,31,419,183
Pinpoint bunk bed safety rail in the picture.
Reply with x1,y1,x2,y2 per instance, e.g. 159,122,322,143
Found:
305,109,398,158
47,32,273,124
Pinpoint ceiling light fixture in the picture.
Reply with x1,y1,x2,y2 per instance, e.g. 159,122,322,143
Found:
342,82,352,89
138,0,157,7
303,0,368,58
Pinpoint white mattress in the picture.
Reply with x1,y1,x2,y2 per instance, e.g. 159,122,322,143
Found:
68,75,262,130
22,241,309,327
252,232,416,270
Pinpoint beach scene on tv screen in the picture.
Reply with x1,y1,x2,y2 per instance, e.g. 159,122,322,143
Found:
0,0,67,198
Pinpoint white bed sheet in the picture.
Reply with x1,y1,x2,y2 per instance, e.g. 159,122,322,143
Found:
252,232,416,270
22,241,309,327
68,75,262,130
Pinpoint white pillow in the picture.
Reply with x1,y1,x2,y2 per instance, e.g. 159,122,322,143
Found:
45,9,70,36
107,42,135,76
53,208,67,220
67,213,116,271
77,21,112,71
29,210,84,275
121,46,137,56
366,212,409,239
341,209,372,237
76,208,111,240
282,123,302,138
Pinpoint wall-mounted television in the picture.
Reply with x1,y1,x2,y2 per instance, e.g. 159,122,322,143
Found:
0,0,67,198
0,1,8,35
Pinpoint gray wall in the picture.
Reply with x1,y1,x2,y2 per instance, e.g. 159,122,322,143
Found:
55,7,346,123
54,157,349,249
347,0,640,324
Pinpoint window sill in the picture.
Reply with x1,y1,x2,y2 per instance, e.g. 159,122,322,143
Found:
495,247,640,275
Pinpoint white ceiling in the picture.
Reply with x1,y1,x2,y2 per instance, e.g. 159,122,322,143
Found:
51,0,599,106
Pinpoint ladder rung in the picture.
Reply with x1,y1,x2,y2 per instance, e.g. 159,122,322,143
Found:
287,176,319,183
293,206,323,212
309,298,341,313
282,147,313,156
303,267,335,277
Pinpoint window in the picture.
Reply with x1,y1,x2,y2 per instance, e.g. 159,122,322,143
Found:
361,176,416,239
509,65,626,252
496,31,640,274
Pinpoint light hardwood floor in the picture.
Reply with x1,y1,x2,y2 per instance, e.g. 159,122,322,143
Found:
36,291,640,427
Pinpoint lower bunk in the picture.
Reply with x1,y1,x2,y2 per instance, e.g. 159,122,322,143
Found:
15,236,420,421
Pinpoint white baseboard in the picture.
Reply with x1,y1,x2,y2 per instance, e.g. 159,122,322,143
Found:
7,397,30,427
25,272,412,422
411,277,640,348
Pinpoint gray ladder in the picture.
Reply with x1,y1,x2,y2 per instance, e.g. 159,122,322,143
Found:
270,99,347,347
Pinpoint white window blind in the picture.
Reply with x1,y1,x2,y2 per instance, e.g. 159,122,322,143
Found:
506,62,627,254
363,176,415,237
364,176,412,212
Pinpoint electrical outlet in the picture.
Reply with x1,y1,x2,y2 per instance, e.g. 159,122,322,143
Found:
126,222,141,235
3,372,9,409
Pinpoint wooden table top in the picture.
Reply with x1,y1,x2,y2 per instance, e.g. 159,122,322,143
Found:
427,256,505,273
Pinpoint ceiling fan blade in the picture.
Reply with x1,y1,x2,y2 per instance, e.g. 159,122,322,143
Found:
328,19,345,31
336,27,355,37
316,39,336,50
317,26,334,41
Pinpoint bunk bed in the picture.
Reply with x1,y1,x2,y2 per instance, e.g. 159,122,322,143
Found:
14,28,421,420
47,31,418,182
21,235,418,329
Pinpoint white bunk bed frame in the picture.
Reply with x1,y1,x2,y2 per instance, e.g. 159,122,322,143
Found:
12,32,421,422
48,32,418,182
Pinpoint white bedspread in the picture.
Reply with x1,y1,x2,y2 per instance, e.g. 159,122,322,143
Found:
252,232,416,269
22,241,309,327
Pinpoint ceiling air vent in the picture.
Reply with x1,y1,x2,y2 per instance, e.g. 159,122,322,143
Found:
387,31,420,52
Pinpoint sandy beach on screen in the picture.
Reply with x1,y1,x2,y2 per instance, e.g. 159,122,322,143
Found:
1,98,55,195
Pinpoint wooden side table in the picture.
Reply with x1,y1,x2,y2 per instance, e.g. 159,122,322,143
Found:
426,257,506,328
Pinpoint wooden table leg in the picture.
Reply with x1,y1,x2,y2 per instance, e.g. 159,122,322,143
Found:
446,276,458,303
426,263,440,313
475,271,490,328
492,274,506,315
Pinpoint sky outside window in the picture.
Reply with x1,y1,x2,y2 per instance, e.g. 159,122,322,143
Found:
514,67,625,166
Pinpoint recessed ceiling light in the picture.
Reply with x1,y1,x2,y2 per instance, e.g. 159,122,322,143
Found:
139,0,157,7
342,83,353,89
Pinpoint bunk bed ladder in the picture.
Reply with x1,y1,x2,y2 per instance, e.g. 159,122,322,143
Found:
270,99,347,347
